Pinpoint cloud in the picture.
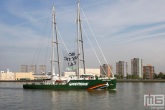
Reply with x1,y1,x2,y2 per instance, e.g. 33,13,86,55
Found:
0,0,164,73
79,0,165,73
0,21,52,71
83,0,165,35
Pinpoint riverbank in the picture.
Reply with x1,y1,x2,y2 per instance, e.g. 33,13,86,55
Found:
0,80,42,82
117,79,165,82
0,79,165,82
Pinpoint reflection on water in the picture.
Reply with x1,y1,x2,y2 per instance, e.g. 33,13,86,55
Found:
0,82,164,110
50,90,117,110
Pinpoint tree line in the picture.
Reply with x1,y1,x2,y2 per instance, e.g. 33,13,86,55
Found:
114,72,165,79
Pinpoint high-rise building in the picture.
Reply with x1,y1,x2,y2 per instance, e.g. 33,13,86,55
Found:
116,61,128,77
143,65,154,79
20,65,28,72
39,65,46,74
100,64,112,77
131,58,143,78
29,65,37,74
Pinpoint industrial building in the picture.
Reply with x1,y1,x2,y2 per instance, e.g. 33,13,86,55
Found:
0,70,34,80
63,68,100,78
20,64,46,74
0,67,100,80
38,65,46,74
28,65,37,74
20,65,28,72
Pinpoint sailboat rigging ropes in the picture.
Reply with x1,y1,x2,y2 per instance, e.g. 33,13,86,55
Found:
57,27,69,54
32,14,51,65
82,25,107,75
81,7,114,77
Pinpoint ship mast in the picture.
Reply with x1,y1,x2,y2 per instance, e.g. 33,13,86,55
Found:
51,6,61,83
51,6,55,83
77,0,86,78
54,7,61,78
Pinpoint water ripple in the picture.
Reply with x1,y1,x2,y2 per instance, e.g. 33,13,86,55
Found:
0,82,164,110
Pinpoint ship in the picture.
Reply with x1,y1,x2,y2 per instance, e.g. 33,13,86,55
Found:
23,0,116,90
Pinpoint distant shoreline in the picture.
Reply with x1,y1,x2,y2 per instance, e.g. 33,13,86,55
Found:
0,79,165,82
0,80,42,82
117,79,165,82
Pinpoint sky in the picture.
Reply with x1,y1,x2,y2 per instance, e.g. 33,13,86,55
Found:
0,0,165,74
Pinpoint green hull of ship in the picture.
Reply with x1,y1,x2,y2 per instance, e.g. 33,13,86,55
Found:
23,79,116,90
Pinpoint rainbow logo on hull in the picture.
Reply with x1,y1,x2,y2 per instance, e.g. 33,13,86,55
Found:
88,83,109,90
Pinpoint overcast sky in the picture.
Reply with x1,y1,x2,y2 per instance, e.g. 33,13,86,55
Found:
0,0,165,74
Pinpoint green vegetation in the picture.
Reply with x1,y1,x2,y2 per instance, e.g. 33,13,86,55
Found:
153,72,165,79
20,78,30,81
126,74,139,79
115,74,140,79
114,74,124,79
115,72,165,79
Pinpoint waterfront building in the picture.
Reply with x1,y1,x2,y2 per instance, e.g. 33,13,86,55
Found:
116,61,128,78
80,68,100,76
0,69,15,80
100,64,112,77
64,68,100,77
63,72,76,78
21,65,46,74
29,65,37,74
0,71,35,80
131,58,143,78
20,65,28,72
143,65,155,79
15,72,34,80
39,65,46,74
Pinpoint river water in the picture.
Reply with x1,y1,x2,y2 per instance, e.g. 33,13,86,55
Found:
0,82,164,110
